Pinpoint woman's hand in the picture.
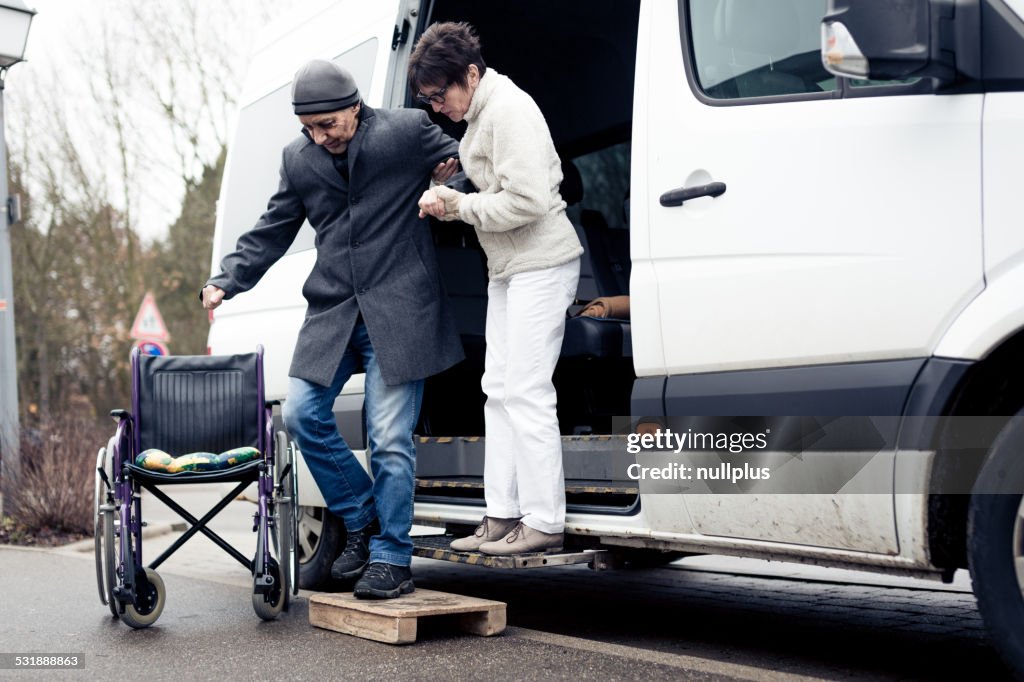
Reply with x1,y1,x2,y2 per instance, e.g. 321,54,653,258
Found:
419,185,465,221
418,189,446,219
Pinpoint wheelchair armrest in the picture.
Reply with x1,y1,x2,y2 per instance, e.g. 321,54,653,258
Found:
109,409,132,423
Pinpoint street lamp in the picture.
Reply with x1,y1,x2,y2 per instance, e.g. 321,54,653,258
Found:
0,0,35,500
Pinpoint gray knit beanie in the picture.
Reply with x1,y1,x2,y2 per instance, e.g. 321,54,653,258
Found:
292,59,361,115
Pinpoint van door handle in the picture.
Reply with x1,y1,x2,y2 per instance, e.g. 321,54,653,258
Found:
659,182,727,207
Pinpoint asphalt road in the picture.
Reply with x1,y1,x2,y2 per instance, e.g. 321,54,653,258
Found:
0,487,1012,681
2,548,741,681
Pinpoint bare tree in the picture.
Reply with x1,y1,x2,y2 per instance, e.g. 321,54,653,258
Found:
8,0,281,422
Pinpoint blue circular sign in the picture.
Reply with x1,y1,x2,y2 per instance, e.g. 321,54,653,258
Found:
138,340,168,356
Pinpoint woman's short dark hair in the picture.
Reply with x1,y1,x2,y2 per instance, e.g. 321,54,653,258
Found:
408,21,487,93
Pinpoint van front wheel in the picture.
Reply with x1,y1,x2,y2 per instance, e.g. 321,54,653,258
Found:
968,408,1024,678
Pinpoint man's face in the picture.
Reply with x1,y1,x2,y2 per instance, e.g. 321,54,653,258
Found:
299,104,361,154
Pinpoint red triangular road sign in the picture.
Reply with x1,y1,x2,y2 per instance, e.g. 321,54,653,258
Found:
130,292,170,341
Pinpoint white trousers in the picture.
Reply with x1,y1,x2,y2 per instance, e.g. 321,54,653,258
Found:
482,258,580,534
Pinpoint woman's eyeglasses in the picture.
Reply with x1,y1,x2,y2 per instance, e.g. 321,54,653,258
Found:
415,83,451,105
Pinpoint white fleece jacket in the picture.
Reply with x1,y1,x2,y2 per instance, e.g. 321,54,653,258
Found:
435,69,582,281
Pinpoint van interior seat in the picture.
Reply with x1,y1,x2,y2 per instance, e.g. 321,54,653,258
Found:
560,158,632,359
431,159,633,363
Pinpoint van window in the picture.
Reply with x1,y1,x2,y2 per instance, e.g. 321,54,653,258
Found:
572,142,631,232
686,0,836,101
218,39,378,260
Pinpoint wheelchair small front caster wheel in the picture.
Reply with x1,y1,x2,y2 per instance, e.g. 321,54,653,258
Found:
119,568,166,629
252,560,285,621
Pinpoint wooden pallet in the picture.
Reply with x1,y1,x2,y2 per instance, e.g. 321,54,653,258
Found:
309,588,506,644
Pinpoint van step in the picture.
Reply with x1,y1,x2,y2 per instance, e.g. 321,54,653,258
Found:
415,478,637,496
412,534,613,569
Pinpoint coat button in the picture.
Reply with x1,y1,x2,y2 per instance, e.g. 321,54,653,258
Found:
352,241,361,249
351,196,358,205
358,287,368,294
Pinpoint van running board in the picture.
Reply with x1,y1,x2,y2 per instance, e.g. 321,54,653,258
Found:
412,534,613,570
416,478,638,496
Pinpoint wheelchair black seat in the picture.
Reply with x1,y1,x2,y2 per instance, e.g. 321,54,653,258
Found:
94,346,299,628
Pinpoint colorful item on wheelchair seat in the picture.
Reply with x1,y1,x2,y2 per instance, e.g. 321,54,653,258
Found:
135,446,260,473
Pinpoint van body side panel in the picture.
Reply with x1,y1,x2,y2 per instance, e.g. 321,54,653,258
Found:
981,93,1024,279
935,92,1024,360
656,359,922,553
934,264,1024,360
663,359,924,418
629,0,669,378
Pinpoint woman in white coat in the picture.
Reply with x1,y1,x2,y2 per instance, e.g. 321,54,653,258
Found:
410,21,583,555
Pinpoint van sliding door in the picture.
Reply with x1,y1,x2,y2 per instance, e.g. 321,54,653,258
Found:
632,0,983,553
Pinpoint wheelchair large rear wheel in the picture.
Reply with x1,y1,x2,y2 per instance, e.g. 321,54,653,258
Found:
274,430,299,600
119,567,166,629
99,501,118,614
94,445,113,608
97,440,122,618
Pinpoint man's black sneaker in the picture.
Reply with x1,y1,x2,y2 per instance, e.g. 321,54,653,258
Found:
353,562,414,599
330,519,379,580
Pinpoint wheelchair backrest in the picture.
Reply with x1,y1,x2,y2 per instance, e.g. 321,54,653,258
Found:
133,350,264,457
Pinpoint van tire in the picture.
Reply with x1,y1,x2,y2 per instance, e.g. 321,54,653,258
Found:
968,408,1024,678
297,505,345,590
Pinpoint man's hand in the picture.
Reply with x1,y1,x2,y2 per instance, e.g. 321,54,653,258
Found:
431,158,459,184
418,189,446,219
202,285,226,310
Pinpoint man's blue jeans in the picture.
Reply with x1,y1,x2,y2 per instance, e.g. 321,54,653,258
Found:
282,322,423,567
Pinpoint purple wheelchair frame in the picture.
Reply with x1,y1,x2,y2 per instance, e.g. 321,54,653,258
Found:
105,345,279,615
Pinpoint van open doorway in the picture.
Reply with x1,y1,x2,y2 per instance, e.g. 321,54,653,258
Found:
409,0,642,515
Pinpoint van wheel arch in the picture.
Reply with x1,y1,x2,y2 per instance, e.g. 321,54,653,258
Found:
927,329,1024,572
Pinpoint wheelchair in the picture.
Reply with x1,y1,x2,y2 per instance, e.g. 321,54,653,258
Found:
93,346,299,628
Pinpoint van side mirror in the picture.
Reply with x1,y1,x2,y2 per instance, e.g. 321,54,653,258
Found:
820,0,978,85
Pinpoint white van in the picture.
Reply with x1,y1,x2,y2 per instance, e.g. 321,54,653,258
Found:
209,0,1024,672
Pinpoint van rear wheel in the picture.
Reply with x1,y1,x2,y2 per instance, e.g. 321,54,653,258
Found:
968,408,1024,678
296,505,345,590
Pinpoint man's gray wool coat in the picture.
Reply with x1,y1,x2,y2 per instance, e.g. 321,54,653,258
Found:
206,104,464,387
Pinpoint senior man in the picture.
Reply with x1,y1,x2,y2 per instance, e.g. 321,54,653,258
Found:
202,60,463,599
